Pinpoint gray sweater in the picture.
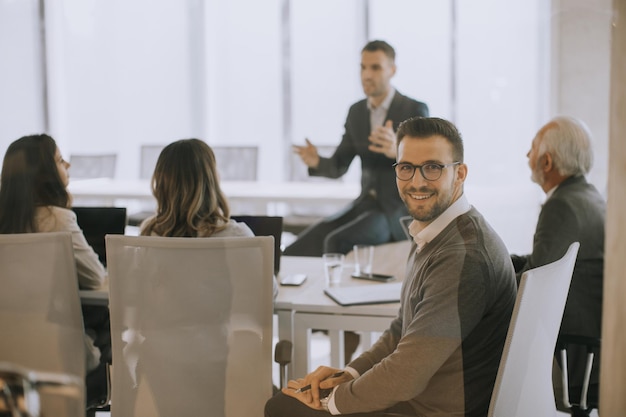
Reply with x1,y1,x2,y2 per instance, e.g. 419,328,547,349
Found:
335,207,517,417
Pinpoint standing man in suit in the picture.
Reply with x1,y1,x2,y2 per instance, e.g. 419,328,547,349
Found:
284,40,429,257
511,116,605,407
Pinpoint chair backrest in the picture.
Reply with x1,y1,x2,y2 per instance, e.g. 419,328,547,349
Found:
398,215,413,240
0,232,86,416
231,215,283,273
488,242,580,417
139,145,258,181
69,153,117,179
105,235,275,417
72,206,127,266
213,146,258,181
139,145,165,179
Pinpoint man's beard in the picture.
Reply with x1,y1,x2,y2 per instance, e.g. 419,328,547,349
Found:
531,164,545,186
402,187,454,224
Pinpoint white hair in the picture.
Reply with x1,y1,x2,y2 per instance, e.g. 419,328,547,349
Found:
537,116,593,176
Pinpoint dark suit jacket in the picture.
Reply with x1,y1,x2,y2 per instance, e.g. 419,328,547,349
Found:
310,90,429,240
513,175,605,387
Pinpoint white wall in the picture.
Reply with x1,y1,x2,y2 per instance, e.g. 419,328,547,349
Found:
0,0,45,157
551,0,612,195
45,0,199,179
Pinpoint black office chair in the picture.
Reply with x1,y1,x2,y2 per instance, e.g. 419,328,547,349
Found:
274,340,292,394
71,207,122,415
556,334,601,416
0,362,84,417
72,206,127,266
231,215,283,274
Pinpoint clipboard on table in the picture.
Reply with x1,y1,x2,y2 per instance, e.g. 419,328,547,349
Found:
324,282,402,306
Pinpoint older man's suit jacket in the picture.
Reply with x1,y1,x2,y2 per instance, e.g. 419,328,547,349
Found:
513,175,605,388
310,90,428,240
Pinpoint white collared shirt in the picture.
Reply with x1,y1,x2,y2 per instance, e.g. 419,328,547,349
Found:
367,87,395,130
408,194,471,252
545,184,558,200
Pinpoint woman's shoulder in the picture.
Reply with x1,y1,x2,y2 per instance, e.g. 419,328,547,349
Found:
35,206,78,232
212,219,254,238
36,205,73,216
138,215,156,235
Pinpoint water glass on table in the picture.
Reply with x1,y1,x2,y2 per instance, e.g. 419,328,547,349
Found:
353,244,374,276
322,253,345,286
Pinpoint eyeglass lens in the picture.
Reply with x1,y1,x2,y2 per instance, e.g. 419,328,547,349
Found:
394,163,444,181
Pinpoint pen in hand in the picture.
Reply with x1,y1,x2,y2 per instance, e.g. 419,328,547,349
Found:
294,371,345,393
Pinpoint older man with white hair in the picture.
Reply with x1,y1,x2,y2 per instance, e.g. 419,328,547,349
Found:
511,115,606,410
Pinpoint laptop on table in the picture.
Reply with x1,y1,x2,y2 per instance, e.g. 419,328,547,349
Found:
72,207,127,266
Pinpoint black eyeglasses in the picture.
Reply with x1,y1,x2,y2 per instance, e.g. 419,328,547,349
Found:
392,162,460,181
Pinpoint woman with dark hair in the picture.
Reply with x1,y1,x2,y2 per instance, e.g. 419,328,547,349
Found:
0,133,109,406
0,134,106,287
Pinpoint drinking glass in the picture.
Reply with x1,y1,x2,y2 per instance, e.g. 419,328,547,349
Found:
353,244,374,275
322,253,345,286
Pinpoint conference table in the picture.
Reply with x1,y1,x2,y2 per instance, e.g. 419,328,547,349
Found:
79,239,411,379
274,240,410,378
68,178,360,215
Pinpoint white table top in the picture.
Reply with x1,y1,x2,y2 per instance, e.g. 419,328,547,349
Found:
68,178,361,206
275,240,410,316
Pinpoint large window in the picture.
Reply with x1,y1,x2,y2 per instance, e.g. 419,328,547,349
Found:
2,0,611,254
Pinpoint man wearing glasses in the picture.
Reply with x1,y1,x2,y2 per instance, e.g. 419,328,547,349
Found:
284,40,428,257
266,117,517,417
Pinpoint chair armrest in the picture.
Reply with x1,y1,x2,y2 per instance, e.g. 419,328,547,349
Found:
274,340,292,389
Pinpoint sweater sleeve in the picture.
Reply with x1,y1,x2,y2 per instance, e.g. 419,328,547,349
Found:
331,248,490,414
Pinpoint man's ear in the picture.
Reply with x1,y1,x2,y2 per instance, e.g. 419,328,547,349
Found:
542,152,554,172
456,163,468,182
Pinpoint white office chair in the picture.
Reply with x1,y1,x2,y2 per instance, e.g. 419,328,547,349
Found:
105,235,275,417
139,144,259,181
69,153,117,179
213,145,258,181
131,144,259,225
126,144,165,226
488,242,580,417
0,232,86,417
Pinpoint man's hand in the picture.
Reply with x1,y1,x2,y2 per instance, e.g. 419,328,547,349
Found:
293,138,321,169
368,119,397,159
282,366,353,410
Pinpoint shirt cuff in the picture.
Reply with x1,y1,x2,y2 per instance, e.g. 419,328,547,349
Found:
326,386,340,415
326,367,359,415
343,366,360,380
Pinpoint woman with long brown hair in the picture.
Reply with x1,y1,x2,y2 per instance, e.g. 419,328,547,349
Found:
140,138,252,238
